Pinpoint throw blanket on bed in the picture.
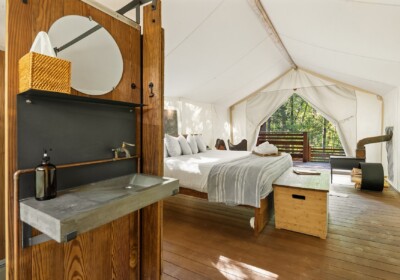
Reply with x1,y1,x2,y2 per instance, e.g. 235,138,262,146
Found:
207,153,292,208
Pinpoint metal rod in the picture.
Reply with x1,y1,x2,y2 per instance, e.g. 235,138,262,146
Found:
55,24,102,54
14,156,139,253
55,0,154,54
136,3,141,24
116,0,141,15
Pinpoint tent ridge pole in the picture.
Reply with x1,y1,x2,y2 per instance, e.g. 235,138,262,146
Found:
253,0,297,69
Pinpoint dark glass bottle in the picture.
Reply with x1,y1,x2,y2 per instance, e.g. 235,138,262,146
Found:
35,150,57,200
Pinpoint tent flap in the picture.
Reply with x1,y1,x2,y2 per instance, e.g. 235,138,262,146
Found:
234,69,358,156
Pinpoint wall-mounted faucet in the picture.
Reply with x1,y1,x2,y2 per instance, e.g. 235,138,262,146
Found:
112,142,135,159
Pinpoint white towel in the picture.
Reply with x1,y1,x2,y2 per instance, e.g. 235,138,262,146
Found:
253,143,278,155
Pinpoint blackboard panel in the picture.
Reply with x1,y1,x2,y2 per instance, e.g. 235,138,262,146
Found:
17,94,137,200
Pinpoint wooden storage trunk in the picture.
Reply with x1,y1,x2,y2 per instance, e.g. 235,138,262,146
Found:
19,52,71,94
273,168,329,239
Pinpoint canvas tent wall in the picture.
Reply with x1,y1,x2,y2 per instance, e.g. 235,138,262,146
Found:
164,98,230,148
231,69,383,162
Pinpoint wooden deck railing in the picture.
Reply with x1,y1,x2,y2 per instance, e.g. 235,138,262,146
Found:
257,131,345,162
257,132,310,162
310,147,345,162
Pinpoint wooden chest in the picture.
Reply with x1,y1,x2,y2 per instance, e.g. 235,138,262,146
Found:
273,168,330,239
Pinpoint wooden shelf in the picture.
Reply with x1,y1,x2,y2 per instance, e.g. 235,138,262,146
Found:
20,174,178,244
19,89,144,108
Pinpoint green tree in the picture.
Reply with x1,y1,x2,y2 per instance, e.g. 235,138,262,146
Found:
261,94,343,149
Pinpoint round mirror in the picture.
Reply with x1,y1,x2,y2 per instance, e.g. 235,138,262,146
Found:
48,15,123,95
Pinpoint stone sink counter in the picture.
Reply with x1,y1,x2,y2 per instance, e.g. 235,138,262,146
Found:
20,173,179,243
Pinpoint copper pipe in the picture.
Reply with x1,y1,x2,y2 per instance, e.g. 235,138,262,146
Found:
13,156,140,268
13,168,34,280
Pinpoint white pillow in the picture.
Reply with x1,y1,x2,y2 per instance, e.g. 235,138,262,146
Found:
164,140,169,158
187,134,198,154
178,135,192,155
196,135,207,152
165,134,182,157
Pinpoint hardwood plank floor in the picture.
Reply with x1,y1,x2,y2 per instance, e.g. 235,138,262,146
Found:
162,175,400,280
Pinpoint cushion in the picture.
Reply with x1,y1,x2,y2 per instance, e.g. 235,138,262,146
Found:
187,134,198,154
196,135,207,152
165,134,182,157
178,135,192,155
228,139,247,151
215,139,227,150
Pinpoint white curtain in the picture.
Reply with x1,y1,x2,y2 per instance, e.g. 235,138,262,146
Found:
233,69,358,156
164,97,230,148
231,102,247,144
297,85,356,156
246,89,293,148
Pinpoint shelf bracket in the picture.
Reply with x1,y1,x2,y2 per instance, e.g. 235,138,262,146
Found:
22,222,77,248
22,222,52,248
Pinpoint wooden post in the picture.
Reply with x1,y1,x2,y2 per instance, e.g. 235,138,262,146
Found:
303,132,309,162
0,50,5,261
141,1,164,279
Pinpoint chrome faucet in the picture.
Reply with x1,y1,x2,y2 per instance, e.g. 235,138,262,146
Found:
112,142,135,159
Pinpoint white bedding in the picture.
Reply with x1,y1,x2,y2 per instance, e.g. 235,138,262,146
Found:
164,150,250,193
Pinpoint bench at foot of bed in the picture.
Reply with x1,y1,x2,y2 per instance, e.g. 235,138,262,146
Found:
178,187,273,236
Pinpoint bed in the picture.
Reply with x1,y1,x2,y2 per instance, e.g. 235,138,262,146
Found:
164,150,293,235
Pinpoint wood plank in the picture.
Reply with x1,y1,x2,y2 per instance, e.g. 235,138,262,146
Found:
179,187,271,236
164,251,243,280
6,0,144,279
141,1,164,279
162,183,400,279
163,261,209,280
253,195,271,236
179,187,208,199
0,50,5,261
273,168,330,191
164,241,281,280
6,0,33,277
111,215,130,280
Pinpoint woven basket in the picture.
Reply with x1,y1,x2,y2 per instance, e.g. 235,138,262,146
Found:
19,52,71,94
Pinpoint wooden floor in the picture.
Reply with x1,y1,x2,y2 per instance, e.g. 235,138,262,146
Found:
162,175,400,280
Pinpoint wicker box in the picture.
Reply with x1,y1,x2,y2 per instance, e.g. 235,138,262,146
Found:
19,52,71,94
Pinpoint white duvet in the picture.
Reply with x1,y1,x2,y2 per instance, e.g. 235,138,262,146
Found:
164,150,250,193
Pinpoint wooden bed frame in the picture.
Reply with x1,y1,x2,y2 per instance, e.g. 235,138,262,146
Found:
179,187,274,236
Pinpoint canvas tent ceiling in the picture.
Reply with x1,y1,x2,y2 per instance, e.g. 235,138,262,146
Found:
262,0,400,96
1,0,399,100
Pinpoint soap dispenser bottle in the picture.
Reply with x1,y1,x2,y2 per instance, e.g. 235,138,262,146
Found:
35,150,57,200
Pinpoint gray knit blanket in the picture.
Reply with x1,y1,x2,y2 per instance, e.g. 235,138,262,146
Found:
207,153,292,208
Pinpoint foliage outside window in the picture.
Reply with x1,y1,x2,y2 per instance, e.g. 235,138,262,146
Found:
261,94,343,149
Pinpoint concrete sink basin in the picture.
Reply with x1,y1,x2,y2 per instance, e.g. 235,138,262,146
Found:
20,173,179,243
126,173,166,190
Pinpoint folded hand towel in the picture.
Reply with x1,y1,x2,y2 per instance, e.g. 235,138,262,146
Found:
253,143,278,155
